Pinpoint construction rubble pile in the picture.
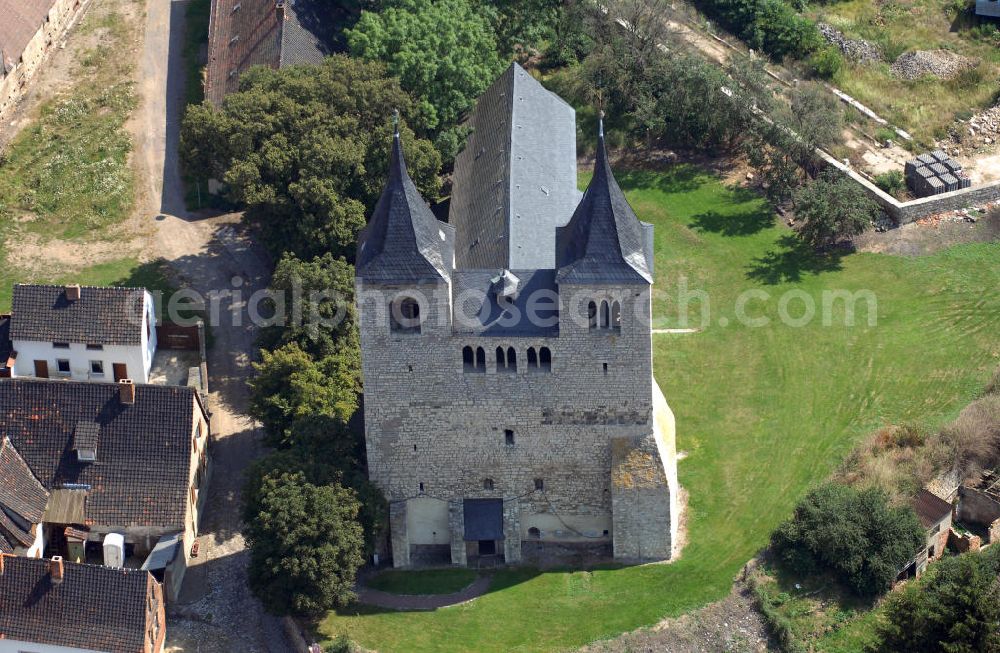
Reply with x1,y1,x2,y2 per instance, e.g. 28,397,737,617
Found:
891,50,977,80
905,150,971,197
818,23,882,64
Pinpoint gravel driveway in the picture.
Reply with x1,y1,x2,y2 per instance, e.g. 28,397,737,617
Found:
134,1,290,650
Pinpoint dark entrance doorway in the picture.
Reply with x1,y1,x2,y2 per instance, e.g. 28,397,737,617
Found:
113,363,127,381
34,360,48,378
478,540,496,556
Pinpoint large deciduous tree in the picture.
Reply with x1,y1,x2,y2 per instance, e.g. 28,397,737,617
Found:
243,472,366,615
346,0,505,158
180,55,441,259
248,342,361,445
257,253,358,361
793,168,878,249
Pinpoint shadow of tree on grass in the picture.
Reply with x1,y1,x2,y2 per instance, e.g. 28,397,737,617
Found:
746,235,846,285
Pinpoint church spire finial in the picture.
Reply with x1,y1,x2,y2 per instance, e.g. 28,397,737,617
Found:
393,109,400,138
598,110,605,139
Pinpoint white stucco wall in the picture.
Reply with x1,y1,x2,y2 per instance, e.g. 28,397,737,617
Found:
11,292,157,383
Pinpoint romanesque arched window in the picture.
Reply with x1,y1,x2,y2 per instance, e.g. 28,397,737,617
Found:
588,300,598,330
483,478,494,491
600,300,611,329
496,346,506,370
475,347,486,372
528,527,541,539
539,347,552,372
390,296,421,334
611,300,621,331
527,347,538,369
463,346,474,372
506,347,517,372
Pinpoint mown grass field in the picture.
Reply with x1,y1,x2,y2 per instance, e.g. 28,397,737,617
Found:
809,0,1000,145
317,165,1000,652
0,0,142,311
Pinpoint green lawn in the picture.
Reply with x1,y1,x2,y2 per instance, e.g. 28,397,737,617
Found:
0,0,143,311
317,165,1000,652
366,569,479,595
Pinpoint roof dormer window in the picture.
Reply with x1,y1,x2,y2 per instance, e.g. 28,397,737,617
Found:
73,420,99,463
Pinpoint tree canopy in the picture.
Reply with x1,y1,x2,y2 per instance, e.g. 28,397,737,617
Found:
771,483,925,597
873,547,1000,653
243,472,366,615
180,55,441,259
793,168,877,249
244,415,388,554
248,342,361,445
257,252,358,361
347,0,505,155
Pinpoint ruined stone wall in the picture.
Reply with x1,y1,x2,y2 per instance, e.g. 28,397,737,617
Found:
358,279,661,565
957,486,1000,526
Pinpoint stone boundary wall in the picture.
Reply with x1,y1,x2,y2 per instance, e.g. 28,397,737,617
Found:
818,150,1000,225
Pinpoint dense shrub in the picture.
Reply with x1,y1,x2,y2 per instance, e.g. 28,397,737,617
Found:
874,170,905,197
691,0,821,60
793,168,877,248
809,46,844,79
771,483,925,597
872,546,1000,653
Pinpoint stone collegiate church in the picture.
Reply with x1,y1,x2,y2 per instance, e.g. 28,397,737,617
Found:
355,63,680,567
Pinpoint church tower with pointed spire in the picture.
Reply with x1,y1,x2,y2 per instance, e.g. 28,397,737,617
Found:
356,66,679,569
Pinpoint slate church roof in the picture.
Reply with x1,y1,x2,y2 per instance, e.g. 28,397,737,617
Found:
356,130,454,284
450,63,580,270
205,0,335,106
0,378,201,529
555,120,654,285
10,284,148,346
0,556,154,652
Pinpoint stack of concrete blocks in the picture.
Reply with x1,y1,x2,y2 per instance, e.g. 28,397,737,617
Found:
905,150,972,197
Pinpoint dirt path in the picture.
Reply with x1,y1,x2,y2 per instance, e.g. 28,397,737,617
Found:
356,575,494,611
133,1,289,650
579,583,773,653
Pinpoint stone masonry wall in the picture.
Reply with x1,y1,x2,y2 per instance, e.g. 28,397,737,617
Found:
358,278,666,566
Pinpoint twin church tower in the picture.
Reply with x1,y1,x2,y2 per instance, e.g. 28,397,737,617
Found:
355,63,679,567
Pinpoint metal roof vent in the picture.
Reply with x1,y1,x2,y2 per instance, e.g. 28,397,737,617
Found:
491,269,520,301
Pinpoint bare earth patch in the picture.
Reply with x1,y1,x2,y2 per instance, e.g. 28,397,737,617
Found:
5,230,147,274
854,209,1000,256
578,581,772,653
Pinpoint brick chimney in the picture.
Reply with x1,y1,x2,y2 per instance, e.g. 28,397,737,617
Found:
50,556,64,584
65,284,81,301
119,379,135,405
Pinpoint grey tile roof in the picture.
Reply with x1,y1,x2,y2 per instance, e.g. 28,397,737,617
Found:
0,378,200,529
450,62,580,270
205,0,334,106
556,126,654,285
463,498,504,541
0,314,10,367
451,269,559,336
0,556,153,653
0,436,49,526
356,133,454,284
10,284,147,346
279,0,333,67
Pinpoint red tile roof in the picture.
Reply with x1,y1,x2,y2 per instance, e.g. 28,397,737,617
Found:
912,488,952,529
